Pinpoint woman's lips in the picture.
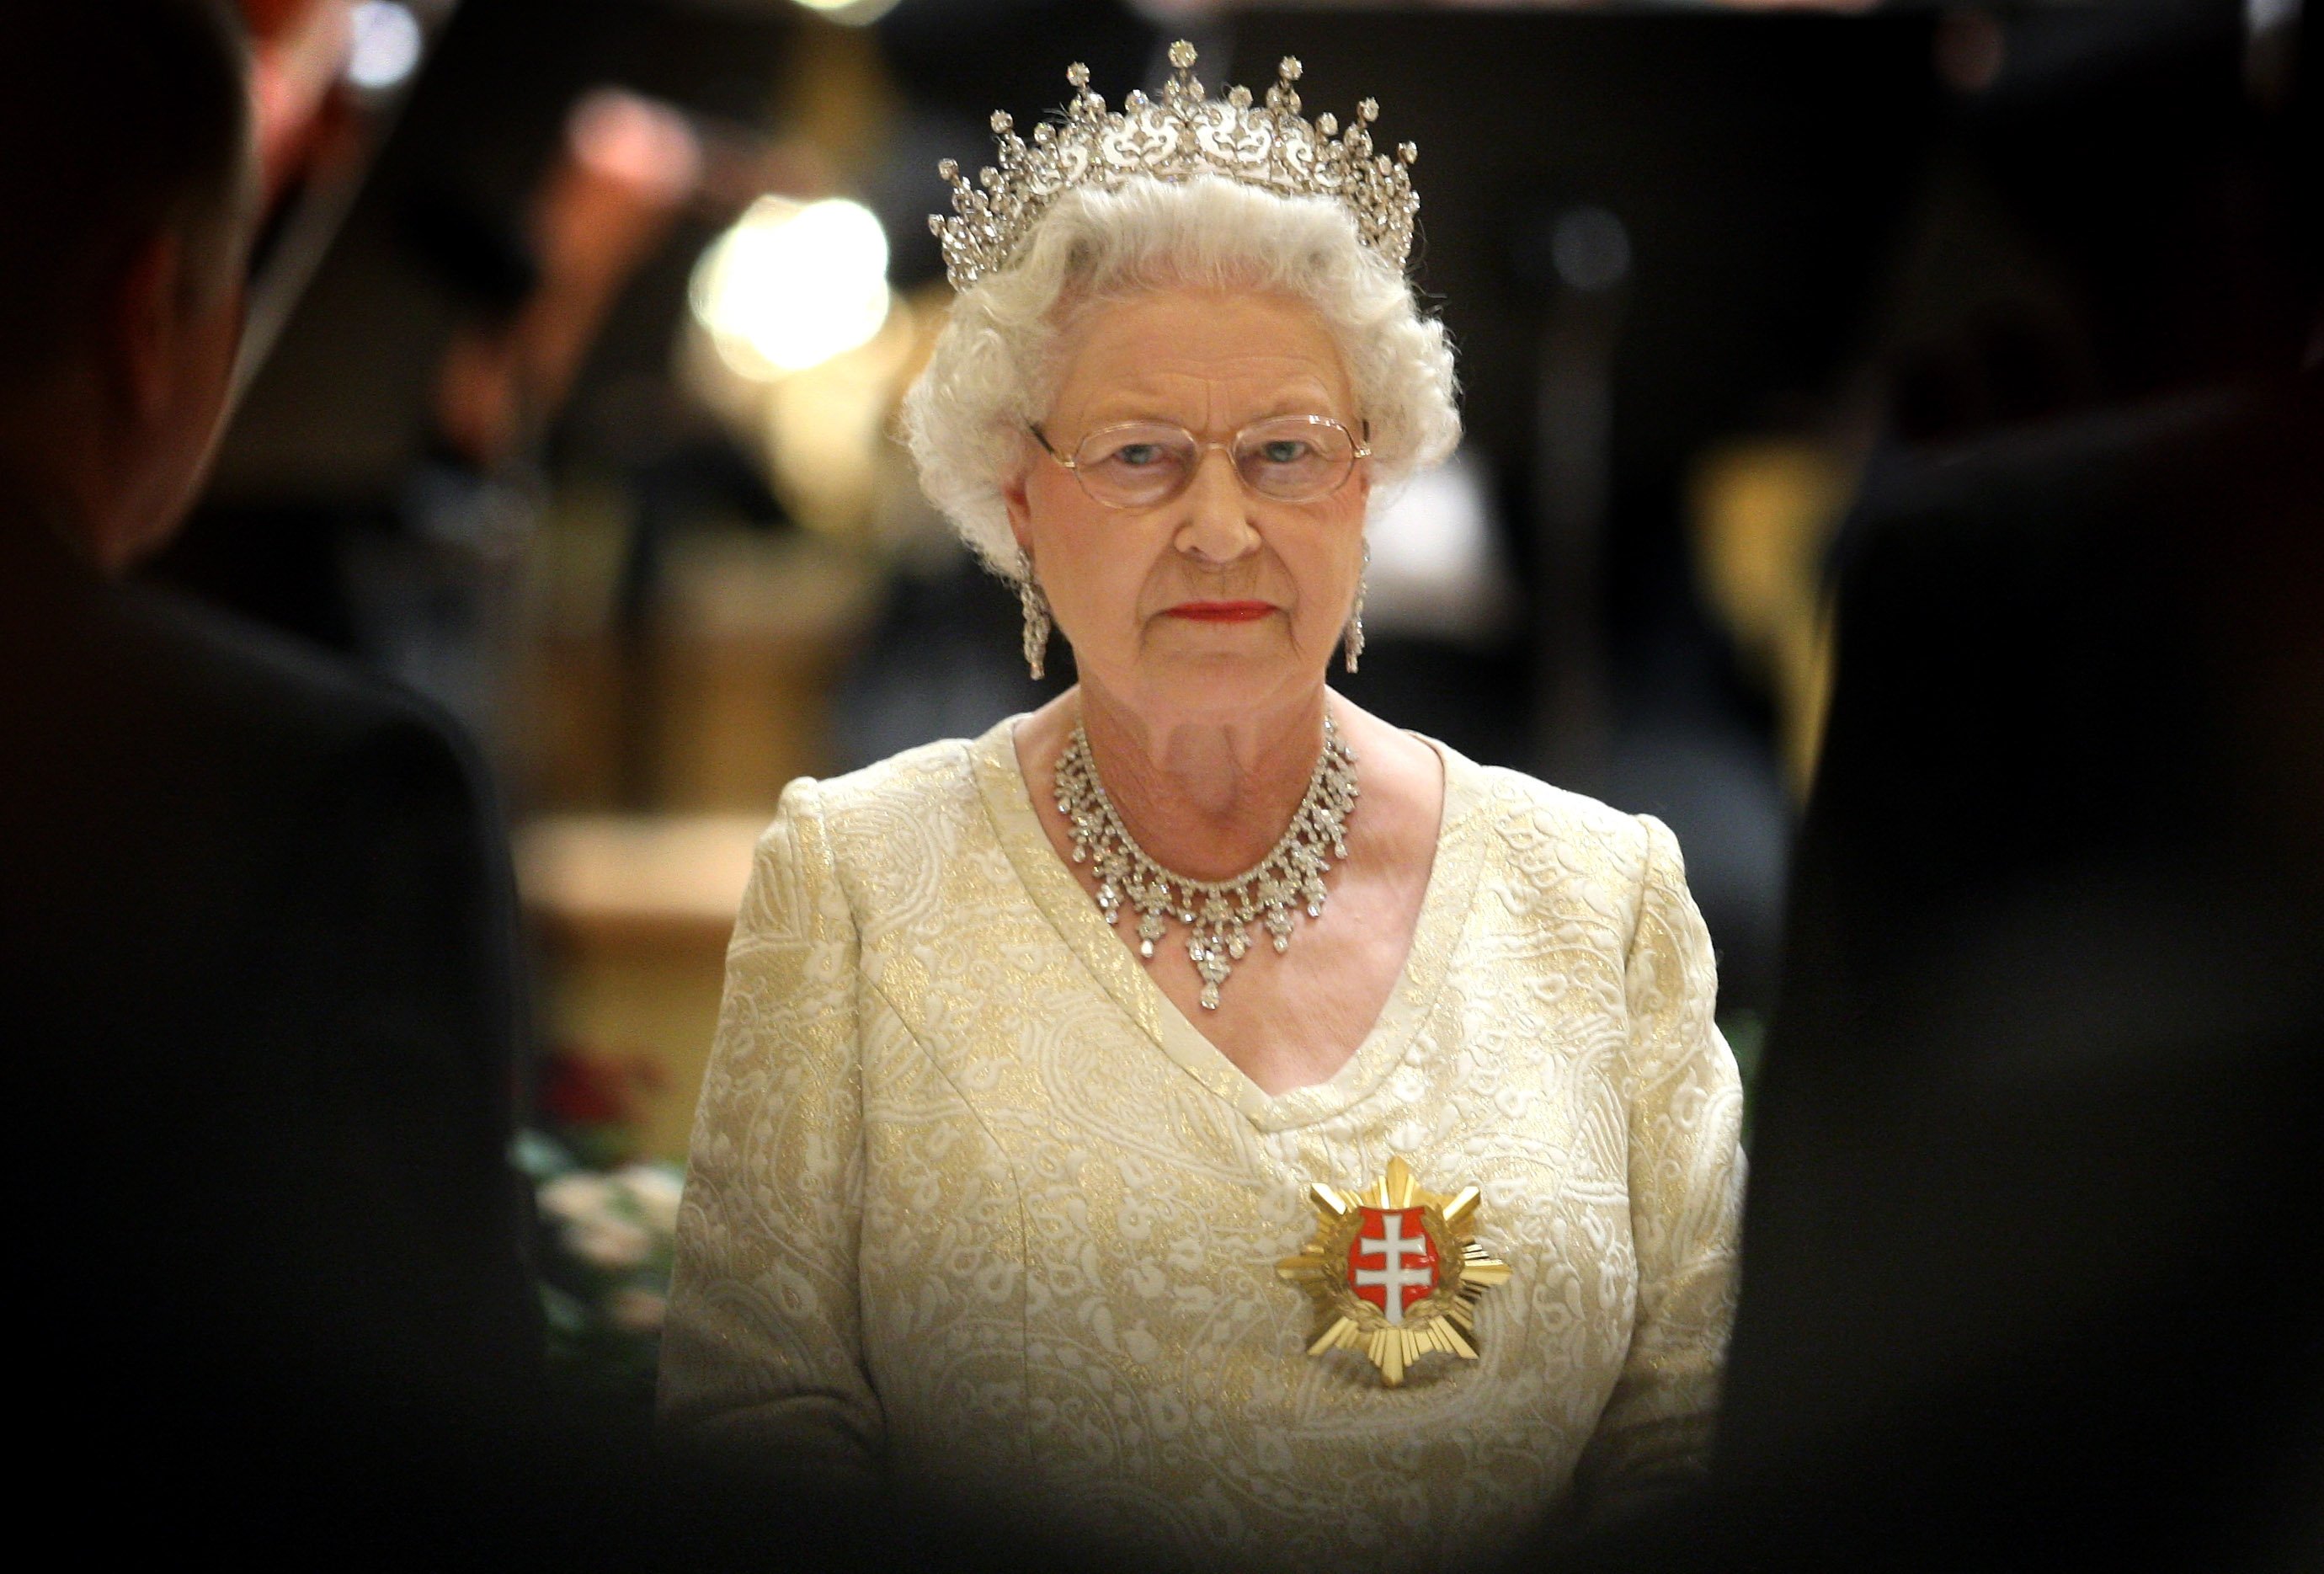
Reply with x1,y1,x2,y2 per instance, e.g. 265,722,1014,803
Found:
1164,600,1275,622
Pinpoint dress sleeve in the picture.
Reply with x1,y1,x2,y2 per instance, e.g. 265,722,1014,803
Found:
1573,813,1748,1512
657,776,882,1485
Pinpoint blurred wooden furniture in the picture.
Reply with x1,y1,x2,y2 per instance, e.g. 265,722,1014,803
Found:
517,814,766,1161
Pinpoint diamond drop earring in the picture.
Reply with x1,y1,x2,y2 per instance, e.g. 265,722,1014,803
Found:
1343,542,1369,674
1017,552,1053,680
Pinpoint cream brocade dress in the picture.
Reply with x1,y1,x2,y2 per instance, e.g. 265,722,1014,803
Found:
659,718,1746,1570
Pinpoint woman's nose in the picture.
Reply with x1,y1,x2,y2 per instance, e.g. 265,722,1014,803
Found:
1173,447,1259,563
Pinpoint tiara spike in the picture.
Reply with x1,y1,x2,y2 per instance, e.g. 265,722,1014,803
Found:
932,43,1419,291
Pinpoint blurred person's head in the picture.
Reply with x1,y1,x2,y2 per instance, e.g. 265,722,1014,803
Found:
1926,1,2317,414
0,0,257,574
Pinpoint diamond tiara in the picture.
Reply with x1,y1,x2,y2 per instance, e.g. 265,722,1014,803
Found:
930,40,1421,292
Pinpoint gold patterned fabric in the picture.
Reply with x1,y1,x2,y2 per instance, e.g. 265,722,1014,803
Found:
659,718,1745,1570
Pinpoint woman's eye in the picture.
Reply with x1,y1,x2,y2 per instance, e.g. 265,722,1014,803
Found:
1114,444,1163,467
1259,440,1312,464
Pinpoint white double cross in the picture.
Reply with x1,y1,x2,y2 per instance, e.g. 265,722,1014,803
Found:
1353,1211,1433,1326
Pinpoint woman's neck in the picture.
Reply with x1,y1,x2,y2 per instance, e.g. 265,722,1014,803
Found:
1074,680,1332,881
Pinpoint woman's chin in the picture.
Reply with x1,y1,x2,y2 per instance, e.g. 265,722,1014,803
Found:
1122,645,1323,714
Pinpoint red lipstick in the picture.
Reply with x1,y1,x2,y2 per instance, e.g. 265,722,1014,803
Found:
1165,600,1274,622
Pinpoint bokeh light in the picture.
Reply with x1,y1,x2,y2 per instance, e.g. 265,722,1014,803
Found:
344,1,422,92
789,0,903,27
689,196,893,379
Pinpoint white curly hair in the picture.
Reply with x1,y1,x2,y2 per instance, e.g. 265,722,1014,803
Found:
899,173,1461,581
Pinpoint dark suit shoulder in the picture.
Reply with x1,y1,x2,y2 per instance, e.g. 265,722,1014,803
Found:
2,552,492,843
1838,380,2318,599
118,580,478,776
0,545,504,1027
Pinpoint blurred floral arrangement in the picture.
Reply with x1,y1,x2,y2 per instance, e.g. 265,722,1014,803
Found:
536,1046,667,1168
517,1048,685,1422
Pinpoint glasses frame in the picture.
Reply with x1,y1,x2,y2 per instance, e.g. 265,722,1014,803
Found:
1028,414,1373,510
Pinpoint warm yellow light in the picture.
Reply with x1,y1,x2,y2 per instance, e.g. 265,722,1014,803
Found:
689,196,892,378
789,0,901,23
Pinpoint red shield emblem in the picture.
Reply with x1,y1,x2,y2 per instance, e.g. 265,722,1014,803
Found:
1346,1205,1439,1326
1282,1157,1512,1385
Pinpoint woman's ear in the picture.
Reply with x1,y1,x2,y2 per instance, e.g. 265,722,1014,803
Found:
1003,461,1035,552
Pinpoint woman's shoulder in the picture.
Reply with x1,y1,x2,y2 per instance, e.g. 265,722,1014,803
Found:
1428,740,1679,924
770,732,989,846
754,726,1019,919
1439,747,1654,865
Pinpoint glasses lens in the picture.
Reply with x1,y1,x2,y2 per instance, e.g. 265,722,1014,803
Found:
1073,424,1197,508
1235,418,1356,502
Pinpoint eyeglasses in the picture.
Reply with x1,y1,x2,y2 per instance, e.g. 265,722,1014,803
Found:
1029,415,1371,510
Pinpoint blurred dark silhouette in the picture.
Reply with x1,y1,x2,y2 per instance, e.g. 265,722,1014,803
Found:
0,0,540,1514
1711,373,2324,1571
1527,5,2323,1569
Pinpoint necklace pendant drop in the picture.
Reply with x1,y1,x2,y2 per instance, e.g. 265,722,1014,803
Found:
1053,715,1359,1009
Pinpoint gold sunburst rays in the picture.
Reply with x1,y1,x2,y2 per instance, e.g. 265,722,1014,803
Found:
1276,1155,1511,1387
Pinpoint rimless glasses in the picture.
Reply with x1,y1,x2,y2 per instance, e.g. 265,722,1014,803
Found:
1028,415,1371,510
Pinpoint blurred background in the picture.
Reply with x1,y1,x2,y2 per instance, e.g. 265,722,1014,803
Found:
131,0,2312,1417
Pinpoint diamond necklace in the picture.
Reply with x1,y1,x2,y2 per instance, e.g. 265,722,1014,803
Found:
1053,715,1359,1011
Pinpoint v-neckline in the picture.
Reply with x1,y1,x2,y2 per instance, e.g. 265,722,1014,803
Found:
969,715,1485,1133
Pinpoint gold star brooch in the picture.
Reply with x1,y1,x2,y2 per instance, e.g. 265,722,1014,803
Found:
1277,1155,1511,1386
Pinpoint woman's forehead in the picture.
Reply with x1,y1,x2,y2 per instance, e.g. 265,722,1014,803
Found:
1049,287,1353,430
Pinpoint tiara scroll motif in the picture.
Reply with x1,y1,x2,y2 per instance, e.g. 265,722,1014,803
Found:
930,40,1421,292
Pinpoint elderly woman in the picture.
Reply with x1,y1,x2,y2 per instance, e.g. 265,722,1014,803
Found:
659,45,1744,1571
